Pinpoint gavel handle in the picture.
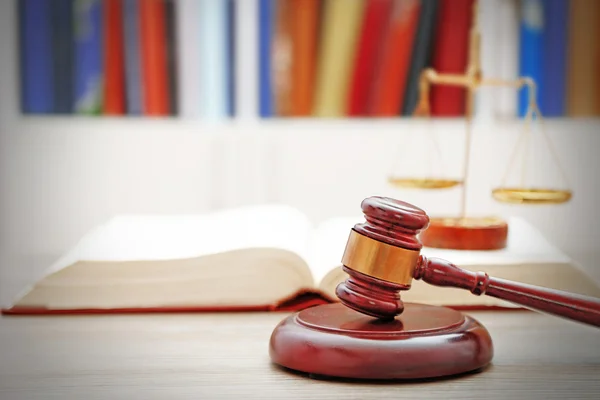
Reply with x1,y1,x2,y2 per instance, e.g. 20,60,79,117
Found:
415,256,600,327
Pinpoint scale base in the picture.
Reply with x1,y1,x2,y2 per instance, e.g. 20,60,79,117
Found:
269,303,493,381
419,216,508,250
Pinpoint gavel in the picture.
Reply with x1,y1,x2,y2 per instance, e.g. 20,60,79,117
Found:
335,196,600,327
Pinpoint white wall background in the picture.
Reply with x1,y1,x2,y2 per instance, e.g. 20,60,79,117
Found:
1,0,599,305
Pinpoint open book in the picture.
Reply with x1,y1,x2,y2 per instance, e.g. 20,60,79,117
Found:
3,204,600,315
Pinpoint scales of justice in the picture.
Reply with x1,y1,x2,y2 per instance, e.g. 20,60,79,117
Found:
268,1,598,381
387,0,572,251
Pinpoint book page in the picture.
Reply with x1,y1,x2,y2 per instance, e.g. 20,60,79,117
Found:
46,204,314,275
306,215,362,284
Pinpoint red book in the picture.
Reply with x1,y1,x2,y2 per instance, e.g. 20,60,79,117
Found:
369,0,421,116
346,0,393,116
139,0,169,115
103,0,126,114
430,0,473,116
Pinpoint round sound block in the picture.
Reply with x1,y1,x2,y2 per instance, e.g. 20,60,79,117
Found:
269,303,493,380
419,216,508,250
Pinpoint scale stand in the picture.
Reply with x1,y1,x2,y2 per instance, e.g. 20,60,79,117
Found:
387,0,572,250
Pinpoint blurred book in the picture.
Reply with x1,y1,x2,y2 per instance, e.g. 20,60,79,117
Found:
3,204,600,315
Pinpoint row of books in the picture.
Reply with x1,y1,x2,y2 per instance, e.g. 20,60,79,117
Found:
264,0,600,118
17,0,600,118
19,0,181,116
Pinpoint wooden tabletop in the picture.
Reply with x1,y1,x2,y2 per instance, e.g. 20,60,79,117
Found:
1,309,599,399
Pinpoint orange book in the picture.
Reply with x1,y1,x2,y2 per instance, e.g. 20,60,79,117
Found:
567,0,598,116
139,0,169,115
369,0,421,116
103,0,126,114
290,0,320,116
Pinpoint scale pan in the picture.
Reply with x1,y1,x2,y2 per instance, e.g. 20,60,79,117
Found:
492,188,572,204
388,177,462,189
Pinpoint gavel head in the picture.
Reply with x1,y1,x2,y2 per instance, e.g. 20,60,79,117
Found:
335,196,430,320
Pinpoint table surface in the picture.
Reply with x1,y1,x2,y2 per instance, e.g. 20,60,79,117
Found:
1,309,599,400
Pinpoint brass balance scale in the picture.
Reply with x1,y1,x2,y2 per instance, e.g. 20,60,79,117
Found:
388,0,572,250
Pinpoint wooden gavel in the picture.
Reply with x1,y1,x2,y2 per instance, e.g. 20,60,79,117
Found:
335,196,600,327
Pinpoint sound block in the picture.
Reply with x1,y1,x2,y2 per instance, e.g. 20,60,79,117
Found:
269,303,493,380
419,216,508,250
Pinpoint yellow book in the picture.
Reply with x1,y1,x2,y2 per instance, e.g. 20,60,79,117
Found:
312,0,365,117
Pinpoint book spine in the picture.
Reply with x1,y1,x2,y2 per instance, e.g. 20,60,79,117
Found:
566,0,599,116
346,0,392,116
289,0,320,116
235,0,259,119
140,0,169,115
540,0,567,117
165,0,179,116
73,0,104,115
402,0,439,116
122,0,143,115
312,0,365,117
19,0,55,114
369,0,421,116
226,0,235,118
258,0,274,118
494,0,519,119
103,0,126,115
198,0,228,119
52,0,74,114
429,0,473,116
175,0,200,118
272,0,293,116
518,0,544,117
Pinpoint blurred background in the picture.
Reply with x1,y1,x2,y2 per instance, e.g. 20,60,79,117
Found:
0,0,599,305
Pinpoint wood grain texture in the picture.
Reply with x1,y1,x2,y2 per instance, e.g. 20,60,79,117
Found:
416,256,600,327
1,310,599,399
269,303,494,380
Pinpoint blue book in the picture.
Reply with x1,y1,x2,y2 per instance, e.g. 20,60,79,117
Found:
19,0,54,114
258,0,273,118
122,0,143,115
518,0,544,117
541,0,568,117
73,0,103,114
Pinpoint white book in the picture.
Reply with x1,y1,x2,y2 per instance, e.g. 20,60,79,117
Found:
198,0,229,119
3,204,599,313
175,0,201,118
478,0,519,120
234,0,259,120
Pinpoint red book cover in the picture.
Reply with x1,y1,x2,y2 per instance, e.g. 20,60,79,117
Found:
139,0,169,115
429,0,473,116
1,289,334,315
347,0,393,116
1,291,520,316
369,0,421,116
103,0,126,114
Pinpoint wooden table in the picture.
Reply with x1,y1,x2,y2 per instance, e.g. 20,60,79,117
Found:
0,310,599,399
